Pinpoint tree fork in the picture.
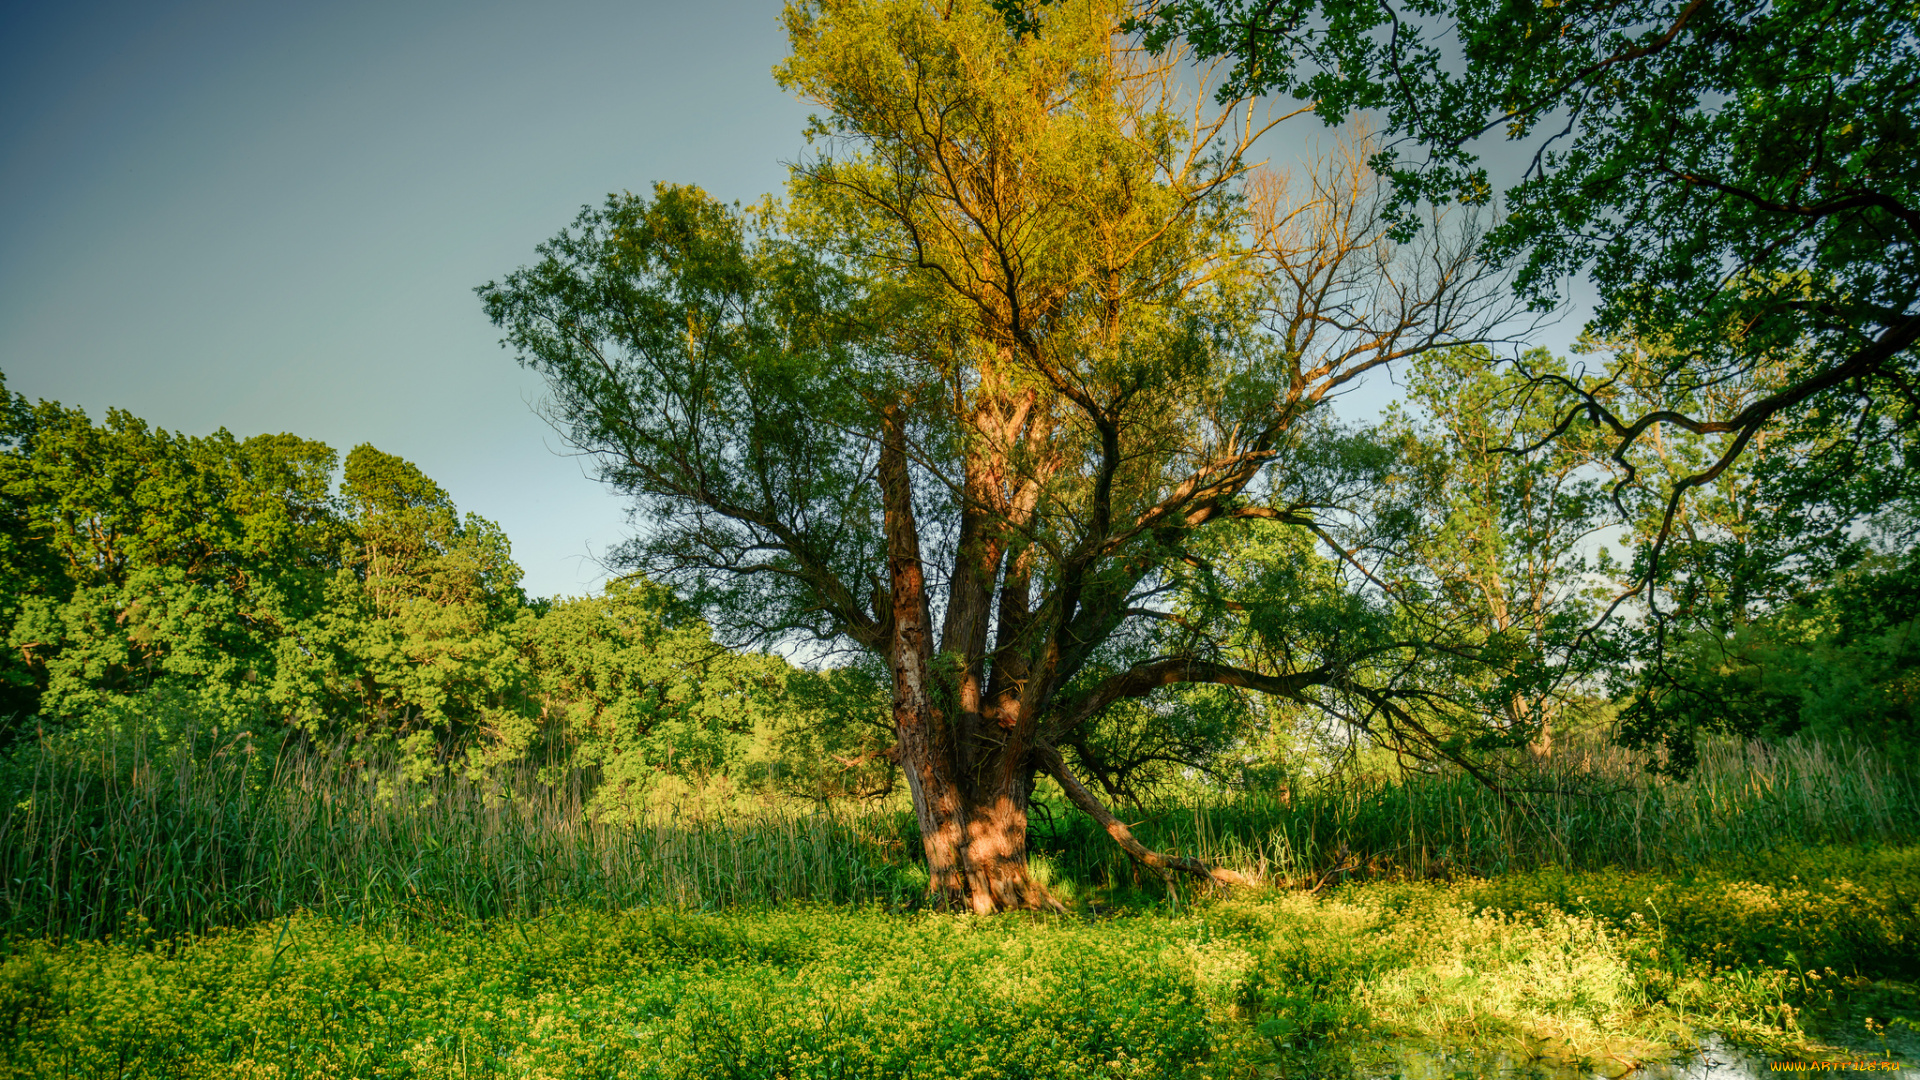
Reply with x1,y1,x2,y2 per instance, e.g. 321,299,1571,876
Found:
882,405,1060,913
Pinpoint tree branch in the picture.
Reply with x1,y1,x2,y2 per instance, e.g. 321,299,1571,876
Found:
1034,742,1257,888
1048,655,1329,738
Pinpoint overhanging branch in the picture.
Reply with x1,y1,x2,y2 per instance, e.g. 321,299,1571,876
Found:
1035,742,1257,888
1049,656,1330,738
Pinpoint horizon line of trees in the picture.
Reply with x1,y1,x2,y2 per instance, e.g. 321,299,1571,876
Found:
0,370,903,813
0,329,1912,817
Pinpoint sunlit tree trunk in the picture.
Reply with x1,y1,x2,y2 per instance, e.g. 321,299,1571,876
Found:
882,403,1058,911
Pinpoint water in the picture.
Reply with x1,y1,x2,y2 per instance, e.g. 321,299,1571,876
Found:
1370,1034,1919,1080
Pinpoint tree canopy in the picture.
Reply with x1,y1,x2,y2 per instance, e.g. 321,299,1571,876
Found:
480,0,1529,911
0,372,844,812
1141,0,1918,584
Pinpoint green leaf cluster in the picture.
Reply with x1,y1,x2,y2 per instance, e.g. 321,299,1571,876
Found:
0,373,869,800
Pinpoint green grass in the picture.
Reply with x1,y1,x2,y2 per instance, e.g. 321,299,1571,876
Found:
1,731,1916,1075
0,733,929,940
0,847,1914,1078
1030,736,1920,906
2,730,1915,940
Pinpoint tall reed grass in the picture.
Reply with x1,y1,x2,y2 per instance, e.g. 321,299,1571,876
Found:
1042,736,1920,896
0,731,925,940
1,728,1913,939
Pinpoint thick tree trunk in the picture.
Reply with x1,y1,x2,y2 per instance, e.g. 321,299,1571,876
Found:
958,754,1059,912
891,657,1057,912
880,404,1058,913
899,738,1060,912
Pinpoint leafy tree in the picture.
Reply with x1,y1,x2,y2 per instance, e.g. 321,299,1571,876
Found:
481,0,1506,910
297,445,537,771
0,374,63,729
1563,330,1920,767
1141,0,1919,591
1619,549,1920,768
0,371,864,810
754,660,900,804
342,445,525,623
0,388,344,737
527,577,789,815
0,383,540,768
1371,347,1613,754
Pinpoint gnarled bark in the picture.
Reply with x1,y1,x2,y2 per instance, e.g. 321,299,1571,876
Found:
882,403,1061,912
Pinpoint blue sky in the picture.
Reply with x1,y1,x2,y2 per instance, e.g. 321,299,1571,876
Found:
2,0,814,597
2,0,1577,598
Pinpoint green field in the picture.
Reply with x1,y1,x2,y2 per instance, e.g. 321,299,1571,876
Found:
1,734,1916,1078
1,846,1916,1079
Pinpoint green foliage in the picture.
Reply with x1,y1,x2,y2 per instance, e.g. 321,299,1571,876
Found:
527,578,793,813
0,383,345,742
0,382,542,762
1577,328,1912,622
1142,0,1919,427
1619,553,1920,768
1143,0,1920,772
1131,374,1605,783
754,660,898,803
1555,330,1920,769
0,375,851,802
288,445,539,770
1377,348,1610,646
476,183,884,650
2,849,1913,1077
1361,347,1615,750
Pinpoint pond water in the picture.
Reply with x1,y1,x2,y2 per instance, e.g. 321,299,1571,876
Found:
1370,1034,1919,1080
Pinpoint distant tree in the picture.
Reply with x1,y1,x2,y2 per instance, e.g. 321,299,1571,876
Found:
0,383,537,767
307,445,536,770
0,374,65,729
1371,347,1613,755
526,577,788,815
342,445,525,623
481,0,1508,911
0,385,344,737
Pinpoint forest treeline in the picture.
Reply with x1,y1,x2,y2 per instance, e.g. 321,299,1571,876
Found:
0,371,903,813
2,349,1913,813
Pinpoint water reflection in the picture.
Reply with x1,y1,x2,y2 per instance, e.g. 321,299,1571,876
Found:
1370,1034,1918,1080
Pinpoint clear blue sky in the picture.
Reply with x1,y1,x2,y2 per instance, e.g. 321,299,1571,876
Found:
2,0,1573,598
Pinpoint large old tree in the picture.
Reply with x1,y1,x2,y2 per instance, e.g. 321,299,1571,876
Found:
480,0,1505,911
